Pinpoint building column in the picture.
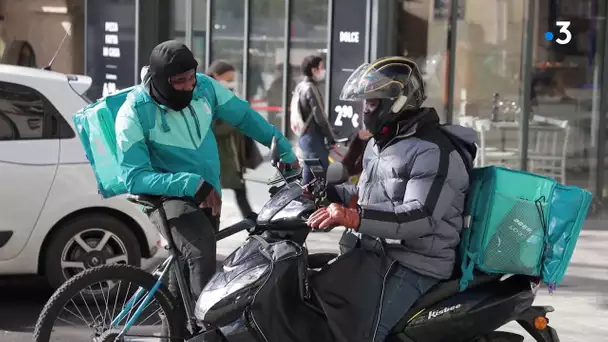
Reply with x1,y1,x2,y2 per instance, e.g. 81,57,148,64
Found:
369,0,398,61
137,0,171,72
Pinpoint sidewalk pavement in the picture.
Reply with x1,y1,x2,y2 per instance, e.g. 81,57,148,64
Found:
215,168,607,341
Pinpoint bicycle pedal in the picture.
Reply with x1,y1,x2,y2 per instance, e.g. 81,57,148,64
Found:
185,328,224,342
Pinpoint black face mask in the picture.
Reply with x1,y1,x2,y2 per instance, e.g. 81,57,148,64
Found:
148,40,198,111
363,113,380,136
363,98,392,138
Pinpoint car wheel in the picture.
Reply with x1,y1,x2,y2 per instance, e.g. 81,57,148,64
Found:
44,214,142,295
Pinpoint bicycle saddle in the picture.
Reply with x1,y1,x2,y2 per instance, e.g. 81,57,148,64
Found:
126,194,162,208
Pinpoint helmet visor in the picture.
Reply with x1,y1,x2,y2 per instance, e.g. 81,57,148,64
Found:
339,63,410,101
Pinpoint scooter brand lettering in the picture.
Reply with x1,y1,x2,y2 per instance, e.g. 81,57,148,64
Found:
427,304,462,320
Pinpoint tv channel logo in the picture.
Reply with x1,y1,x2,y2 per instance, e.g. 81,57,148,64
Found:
544,21,572,45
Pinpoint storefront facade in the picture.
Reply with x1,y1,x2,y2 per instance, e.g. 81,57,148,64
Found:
80,0,608,213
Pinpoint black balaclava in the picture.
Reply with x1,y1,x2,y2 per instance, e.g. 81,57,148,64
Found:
362,98,394,139
148,40,198,111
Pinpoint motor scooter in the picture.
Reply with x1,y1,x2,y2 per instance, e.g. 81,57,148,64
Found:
192,138,560,342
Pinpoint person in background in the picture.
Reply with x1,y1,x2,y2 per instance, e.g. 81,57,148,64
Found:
295,55,336,185
341,128,373,178
1,40,37,67
207,60,262,219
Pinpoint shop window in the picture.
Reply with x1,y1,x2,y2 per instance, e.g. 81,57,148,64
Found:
210,0,245,96
287,0,329,139
247,0,287,129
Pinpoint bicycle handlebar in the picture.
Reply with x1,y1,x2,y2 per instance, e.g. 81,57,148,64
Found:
215,217,257,241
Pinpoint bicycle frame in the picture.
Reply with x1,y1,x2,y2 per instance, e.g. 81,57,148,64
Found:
110,201,201,338
110,255,174,332
108,198,256,339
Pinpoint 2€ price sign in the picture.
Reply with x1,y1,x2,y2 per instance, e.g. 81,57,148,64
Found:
334,105,360,129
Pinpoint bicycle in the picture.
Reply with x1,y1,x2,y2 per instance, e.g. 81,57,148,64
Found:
34,194,257,341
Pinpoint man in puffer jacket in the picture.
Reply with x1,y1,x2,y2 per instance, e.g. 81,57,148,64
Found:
308,56,478,341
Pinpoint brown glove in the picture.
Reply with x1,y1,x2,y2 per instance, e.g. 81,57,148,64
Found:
307,203,360,230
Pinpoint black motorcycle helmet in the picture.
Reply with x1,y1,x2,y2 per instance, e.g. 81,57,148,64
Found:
339,56,427,136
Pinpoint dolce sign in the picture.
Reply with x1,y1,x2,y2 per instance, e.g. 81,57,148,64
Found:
328,0,368,140
339,31,360,43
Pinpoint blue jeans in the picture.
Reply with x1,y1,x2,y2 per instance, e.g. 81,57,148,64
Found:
298,132,330,185
374,264,439,341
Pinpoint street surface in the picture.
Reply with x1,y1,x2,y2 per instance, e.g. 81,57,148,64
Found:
0,162,607,341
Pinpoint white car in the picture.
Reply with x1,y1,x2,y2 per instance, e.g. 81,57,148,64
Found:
0,65,162,290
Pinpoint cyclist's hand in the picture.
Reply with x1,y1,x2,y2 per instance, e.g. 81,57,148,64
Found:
200,188,222,216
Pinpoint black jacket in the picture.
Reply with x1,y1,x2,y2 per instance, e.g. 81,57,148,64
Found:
297,77,335,144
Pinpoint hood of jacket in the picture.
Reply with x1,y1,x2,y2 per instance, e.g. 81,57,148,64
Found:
381,107,478,162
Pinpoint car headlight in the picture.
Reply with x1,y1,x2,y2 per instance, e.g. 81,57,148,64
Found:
195,264,270,321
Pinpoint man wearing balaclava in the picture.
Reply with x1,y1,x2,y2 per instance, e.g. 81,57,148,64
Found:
115,41,298,299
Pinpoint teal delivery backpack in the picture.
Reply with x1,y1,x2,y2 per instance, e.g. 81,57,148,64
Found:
459,166,592,293
72,86,136,198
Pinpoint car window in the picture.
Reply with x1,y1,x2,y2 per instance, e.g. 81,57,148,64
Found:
0,81,74,141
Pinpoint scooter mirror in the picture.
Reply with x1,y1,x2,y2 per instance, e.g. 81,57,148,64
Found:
326,162,349,186
269,136,280,166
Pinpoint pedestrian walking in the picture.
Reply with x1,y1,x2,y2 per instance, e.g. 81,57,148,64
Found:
207,60,263,218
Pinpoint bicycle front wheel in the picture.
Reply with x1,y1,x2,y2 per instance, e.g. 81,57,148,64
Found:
34,264,186,341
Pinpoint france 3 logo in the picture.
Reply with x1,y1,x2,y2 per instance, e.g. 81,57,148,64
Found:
544,21,572,45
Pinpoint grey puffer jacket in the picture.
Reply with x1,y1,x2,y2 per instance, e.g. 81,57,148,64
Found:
333,108,478,279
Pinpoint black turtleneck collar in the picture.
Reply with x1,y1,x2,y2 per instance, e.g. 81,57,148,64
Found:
376,107,440,148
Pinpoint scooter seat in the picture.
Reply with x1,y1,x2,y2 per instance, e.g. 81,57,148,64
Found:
406,273,501,317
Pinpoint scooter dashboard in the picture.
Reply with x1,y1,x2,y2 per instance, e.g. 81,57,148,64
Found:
267,168,302,186
257,184,305,225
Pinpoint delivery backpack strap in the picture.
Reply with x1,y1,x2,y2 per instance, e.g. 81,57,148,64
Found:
438,125,478,291
438,125,475,177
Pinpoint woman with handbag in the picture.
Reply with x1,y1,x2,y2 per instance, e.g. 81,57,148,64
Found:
207,60,263,218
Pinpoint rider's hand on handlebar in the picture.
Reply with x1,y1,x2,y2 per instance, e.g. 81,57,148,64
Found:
199,188,222,216
307,203,360,231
